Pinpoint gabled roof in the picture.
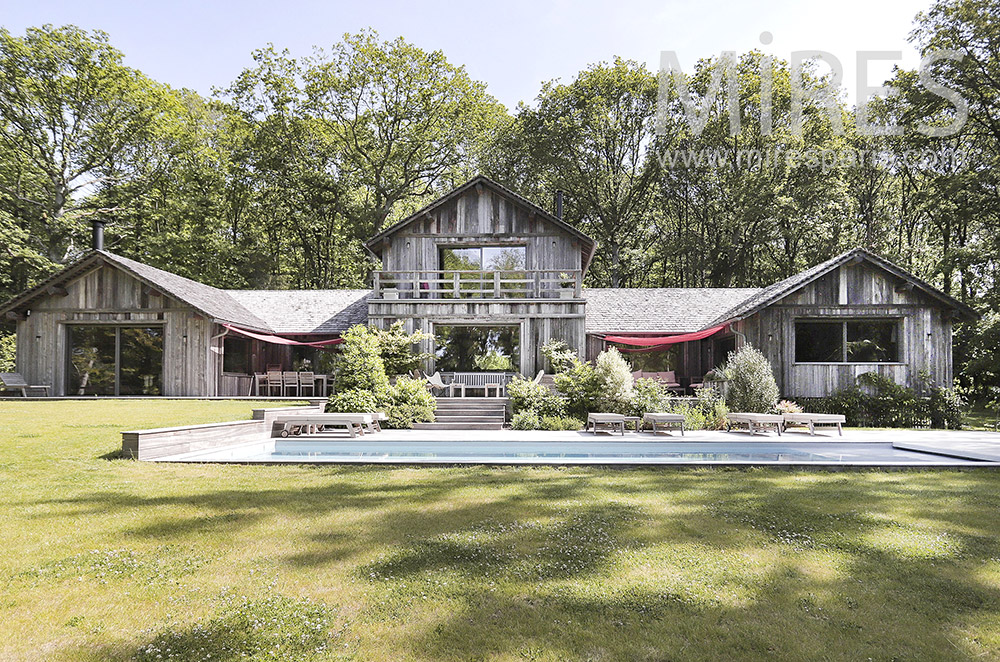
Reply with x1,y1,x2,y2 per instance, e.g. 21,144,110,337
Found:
0,250,369,334
708,247,979,325
226,289,371,334
364,175,599,272
585,287,762,334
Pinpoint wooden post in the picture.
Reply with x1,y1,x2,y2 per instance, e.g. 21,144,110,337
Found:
493,271,500,298
575,271,582,298
453,271,460,298
373,271,381,297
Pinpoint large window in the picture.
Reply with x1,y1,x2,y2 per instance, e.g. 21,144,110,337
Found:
434,325,520,372
223,337,252,373
69,325,163,395
440,246,526,271
795,320,899,363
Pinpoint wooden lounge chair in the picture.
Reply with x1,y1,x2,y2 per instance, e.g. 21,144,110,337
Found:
0,373,51,397
782,413,846,436
586,413,626,435
271,413,377,438
643,413,685,435
726,413,784,435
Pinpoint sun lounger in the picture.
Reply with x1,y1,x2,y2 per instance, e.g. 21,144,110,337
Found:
643,413,685,435
726,413,784,435
0,373,51,397
782,413,846,436
586,413,626,435
271,413,376,438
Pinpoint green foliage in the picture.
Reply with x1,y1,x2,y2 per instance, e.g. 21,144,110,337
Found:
594,347,634,411
383,376,436,429
511,410,540,430
330,325,390,395
553,360,604,418
725,345,780,413
541,338,578,373
0,332,15,372
629,377,672,416
506,376,567,418
797,372,966,429
472,350,513,371
375,321,433,376
630,385,729,431
539,416,585,431
326,389,379,415
776,399,804,415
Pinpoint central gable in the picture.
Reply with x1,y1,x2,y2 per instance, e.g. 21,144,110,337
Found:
365,175,597,274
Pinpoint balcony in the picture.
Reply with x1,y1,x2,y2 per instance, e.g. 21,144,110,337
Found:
372,270,582,300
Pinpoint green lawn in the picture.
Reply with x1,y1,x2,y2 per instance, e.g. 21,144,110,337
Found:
1,401,999,661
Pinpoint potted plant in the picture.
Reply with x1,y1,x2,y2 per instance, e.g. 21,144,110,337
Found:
558,273,575,299
383,287,399,300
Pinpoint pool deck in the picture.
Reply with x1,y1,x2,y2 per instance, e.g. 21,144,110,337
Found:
151,427,1000,467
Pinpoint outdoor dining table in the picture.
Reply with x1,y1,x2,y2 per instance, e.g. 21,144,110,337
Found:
252,373,329,397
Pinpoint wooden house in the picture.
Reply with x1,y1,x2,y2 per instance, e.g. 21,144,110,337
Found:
0,176,976,398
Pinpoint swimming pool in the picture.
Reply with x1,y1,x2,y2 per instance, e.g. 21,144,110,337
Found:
155,438,998,466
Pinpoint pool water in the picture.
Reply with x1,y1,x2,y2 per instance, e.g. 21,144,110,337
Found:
160,439,995,466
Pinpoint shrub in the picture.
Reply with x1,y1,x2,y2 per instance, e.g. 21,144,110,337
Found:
330,325,390,394
541,338,578,373
327,389,380,414
694,388,729,430
776,399,803,414
540,415,584,431
796,372,966,429
595,347,634,411
725,345,779,413
383,375,436,429
554,360,604,418
511,410,540,430
629,377,672,416
507,375,567,417
374,321,433,376
473,350,513,371
0,332,14,372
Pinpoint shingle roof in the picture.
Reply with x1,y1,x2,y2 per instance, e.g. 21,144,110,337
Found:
96,252,272,331
584,288,762,334
226,290,371,334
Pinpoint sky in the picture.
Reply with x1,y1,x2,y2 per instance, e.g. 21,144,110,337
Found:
2,0,933,109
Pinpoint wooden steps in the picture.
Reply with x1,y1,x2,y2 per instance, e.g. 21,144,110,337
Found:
413,397,507,430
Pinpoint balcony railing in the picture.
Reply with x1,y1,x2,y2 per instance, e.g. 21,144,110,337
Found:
372,269,582,300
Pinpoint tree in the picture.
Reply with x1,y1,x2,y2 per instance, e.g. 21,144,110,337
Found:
0,25,168,263
304,30,507,233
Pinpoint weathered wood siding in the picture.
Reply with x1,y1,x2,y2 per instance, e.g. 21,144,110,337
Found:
377,186,585,274
371,185,586,376
742,262,953,397
15,263,218,396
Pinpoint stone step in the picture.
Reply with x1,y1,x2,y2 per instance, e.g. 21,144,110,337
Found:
412,422,504,430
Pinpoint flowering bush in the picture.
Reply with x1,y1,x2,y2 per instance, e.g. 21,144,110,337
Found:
383,375,436,429
507,375,567,418
511,410,540,430
725,345,779,413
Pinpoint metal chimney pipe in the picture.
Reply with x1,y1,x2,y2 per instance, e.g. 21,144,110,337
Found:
555,190,564,219
91,219,105,251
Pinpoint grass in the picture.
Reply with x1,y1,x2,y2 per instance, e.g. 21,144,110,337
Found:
1,400,999,661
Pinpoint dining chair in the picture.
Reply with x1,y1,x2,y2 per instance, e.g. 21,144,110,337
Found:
282,371,300,396
299,371,315,397
266,370,283,396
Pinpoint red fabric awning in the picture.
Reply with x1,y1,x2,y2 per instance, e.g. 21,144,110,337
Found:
222,324,344,348
603,324,727,350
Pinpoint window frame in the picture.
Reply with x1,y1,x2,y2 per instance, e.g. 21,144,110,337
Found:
65,323,165,395
793,317,904,365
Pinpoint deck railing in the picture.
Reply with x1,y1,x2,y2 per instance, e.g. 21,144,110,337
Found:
372,269,582,299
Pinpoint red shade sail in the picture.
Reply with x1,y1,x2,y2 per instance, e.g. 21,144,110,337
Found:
222,323,344,348
603,324,727,350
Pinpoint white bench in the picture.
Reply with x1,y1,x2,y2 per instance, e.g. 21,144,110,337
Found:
643,413,685,435
586,413,626,435
726,413,784,436
782,413,846,436
271,413,377,438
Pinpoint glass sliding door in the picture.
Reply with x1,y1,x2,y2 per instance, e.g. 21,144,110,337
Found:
68,326,117,395
68,325,164,396
120,327,164,395
434,325,520,372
